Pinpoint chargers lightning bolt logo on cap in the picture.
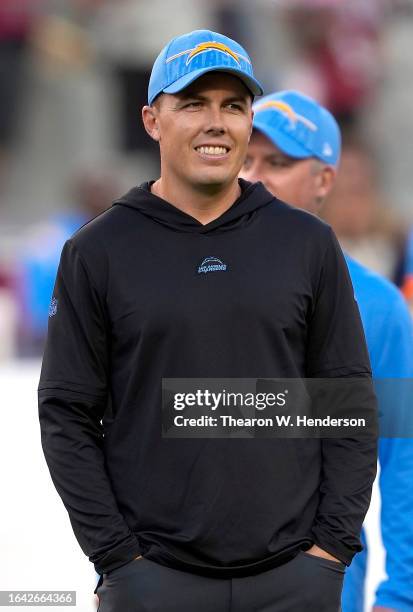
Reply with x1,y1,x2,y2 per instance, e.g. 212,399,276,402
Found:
167,42,250,67
253,100,318,132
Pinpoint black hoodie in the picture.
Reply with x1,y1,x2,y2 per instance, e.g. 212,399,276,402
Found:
38,180,377,577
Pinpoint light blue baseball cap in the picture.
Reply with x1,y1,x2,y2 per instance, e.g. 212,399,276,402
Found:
148,29,263,105
252,90,341,166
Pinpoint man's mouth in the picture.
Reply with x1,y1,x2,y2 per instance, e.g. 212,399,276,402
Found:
195,146,230,156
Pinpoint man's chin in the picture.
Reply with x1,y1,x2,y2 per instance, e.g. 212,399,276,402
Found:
191,171,238,193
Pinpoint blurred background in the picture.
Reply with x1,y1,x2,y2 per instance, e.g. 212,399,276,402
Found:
1,0,413,609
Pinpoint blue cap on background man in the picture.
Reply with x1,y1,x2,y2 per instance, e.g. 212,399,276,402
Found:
148,29,263,105
252,90,341,166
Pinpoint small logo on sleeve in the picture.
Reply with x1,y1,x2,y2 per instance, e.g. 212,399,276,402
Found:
197,257,228,274
49,297,58,317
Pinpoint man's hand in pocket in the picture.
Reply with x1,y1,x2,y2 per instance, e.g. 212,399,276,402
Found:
306,544,342,563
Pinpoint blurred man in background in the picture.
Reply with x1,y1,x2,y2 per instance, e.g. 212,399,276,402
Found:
39,29,377,612
241,89,413,612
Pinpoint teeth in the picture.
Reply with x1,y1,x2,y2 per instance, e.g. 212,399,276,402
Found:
196,146,228,155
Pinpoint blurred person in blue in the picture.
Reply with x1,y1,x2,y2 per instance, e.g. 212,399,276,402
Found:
241,89,413,612
17,167,118,356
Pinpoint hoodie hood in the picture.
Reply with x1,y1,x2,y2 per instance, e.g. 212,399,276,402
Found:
112,179,274,234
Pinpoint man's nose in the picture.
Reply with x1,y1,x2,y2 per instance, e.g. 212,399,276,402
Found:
203,106,226,134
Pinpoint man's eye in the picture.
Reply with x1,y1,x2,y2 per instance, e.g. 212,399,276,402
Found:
184,101,202,109
227,103,242,111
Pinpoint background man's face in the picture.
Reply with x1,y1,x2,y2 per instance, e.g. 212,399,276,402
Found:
153,72,253,193
241,130,323,213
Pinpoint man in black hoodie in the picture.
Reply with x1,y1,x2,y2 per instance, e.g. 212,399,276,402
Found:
38,29,377,612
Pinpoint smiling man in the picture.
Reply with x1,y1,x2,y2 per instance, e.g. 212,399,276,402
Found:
38,31,377,612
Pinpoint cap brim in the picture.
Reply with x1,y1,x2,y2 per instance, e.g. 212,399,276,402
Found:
163,66,263,98
253,116,311,160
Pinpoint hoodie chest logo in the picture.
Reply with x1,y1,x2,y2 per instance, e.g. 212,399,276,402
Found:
197,257,228,274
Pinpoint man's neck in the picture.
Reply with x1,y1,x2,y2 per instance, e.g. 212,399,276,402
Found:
150,177,241,226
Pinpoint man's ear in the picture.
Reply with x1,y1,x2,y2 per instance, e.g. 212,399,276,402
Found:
142,105,161,142
312,164,337,212
317,165,336,199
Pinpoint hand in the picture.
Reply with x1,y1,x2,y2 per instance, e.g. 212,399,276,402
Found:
306,544,342,563
372,608,398,612
134,555,143,560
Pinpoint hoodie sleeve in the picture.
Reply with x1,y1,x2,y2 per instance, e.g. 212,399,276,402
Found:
306,228,378,565
38,239,141,574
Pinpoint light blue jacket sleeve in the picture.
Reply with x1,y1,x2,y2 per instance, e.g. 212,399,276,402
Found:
344,256,413,611
372,293,413,611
